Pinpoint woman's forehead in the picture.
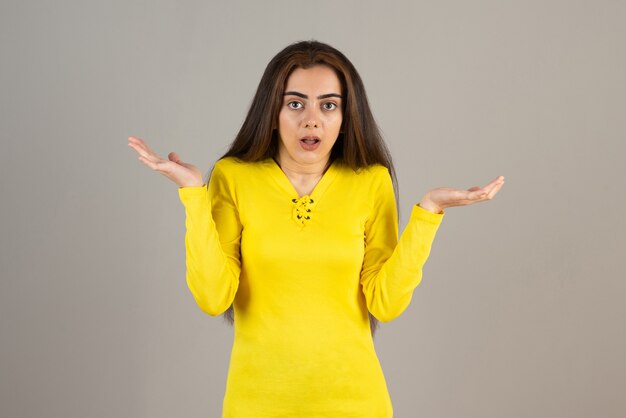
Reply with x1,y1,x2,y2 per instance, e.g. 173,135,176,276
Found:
285,65,342,95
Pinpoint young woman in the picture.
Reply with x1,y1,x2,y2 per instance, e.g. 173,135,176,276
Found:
128,40,504,417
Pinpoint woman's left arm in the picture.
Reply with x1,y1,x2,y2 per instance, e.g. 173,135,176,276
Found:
360,169,504,322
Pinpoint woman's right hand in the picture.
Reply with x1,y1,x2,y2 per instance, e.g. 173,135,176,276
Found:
127,136,204,188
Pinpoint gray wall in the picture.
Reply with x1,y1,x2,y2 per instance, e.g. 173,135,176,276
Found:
2,1,625,417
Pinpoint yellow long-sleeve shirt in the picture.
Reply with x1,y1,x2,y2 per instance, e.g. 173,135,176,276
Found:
178,156,444,417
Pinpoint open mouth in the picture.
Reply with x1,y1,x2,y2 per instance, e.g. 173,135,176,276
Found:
300,137,321,150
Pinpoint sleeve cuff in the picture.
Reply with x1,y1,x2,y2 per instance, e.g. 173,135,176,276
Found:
411,203,445,225
178,185,208,202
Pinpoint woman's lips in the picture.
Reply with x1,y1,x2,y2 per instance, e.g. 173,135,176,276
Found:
300,137,320,151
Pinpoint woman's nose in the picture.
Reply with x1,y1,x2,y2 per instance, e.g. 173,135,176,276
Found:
302,107,320,128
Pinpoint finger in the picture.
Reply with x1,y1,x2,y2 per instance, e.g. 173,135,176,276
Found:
128,136,149,152
128,135,146,144
129,142,158,162
482,178,501,191
129,140,162,163
137,155,159,170
481,176,505,195
128,136,148,148
468,188,489,200
485,175,505,189
487,180,504,199
128,136,152,152
472,179,504,202
128,141,149,158
168,152,180,163
138,155,171,173
446,190,484,207
128,140,147,155
169,152,198,171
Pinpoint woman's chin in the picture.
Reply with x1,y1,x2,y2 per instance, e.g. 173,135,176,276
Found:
291,151,331,167
277,142,334,167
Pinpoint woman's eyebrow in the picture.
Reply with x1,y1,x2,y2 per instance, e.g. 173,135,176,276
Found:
284,91,343,100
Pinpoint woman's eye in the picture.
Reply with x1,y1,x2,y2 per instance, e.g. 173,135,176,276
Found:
322,102,337,111
287,101,303,110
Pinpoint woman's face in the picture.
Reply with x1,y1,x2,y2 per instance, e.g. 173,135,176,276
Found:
277,64,343,169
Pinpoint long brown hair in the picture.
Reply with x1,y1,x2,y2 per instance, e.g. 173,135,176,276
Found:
216,40,397,338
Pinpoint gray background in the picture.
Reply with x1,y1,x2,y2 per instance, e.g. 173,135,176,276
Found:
1,1,625,417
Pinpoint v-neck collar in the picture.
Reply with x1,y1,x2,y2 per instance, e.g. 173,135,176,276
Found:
265,157,340,201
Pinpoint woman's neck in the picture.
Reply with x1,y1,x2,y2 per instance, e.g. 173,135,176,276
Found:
274,155,331,197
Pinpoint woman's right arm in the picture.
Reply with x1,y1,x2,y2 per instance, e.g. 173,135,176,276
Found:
127,136,241,316
178,161,242,316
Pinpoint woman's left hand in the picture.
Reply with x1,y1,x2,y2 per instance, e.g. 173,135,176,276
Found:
418,175,505,214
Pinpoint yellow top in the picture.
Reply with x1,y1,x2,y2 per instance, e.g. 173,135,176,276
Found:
178,156,444,417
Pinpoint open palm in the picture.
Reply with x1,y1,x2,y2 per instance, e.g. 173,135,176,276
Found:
127,136,204,188
422,176,505,212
